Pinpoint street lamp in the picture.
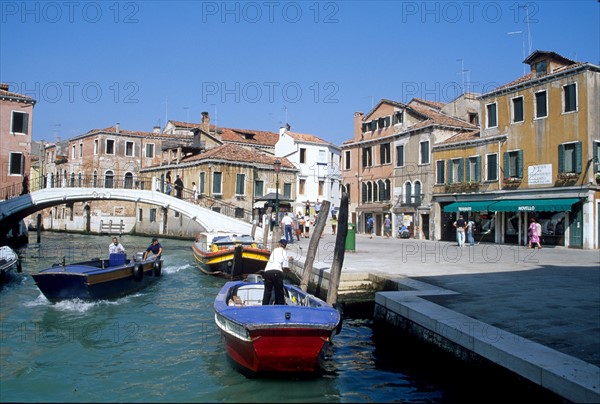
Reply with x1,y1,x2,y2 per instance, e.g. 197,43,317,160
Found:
274,159,281,229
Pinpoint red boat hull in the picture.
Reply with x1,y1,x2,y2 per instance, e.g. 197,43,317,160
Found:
220,327,332,373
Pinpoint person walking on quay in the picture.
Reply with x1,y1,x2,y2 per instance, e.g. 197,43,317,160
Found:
305,200,311,216
383,214,392,239
280,213,295,244
109,237,125,254
262,238,293,305
174,175,184,199
304,215,311,238
331,214,338,235
297,212,305,239
367,216,374,239
165,179,173,196
192,181,198,202
528,218,542,249
466,218,475,246
314,199,321,215
453,215,466,247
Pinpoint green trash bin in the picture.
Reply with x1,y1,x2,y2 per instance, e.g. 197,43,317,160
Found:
345,223,356,251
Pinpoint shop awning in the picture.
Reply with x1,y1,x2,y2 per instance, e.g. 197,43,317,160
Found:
443,201,497,213
490,198,581,212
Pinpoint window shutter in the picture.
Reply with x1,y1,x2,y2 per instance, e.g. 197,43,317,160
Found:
447,160,453,184
362,123,367,133
465,160,471,182
385,116,390,127
361,183,367,203
458,158,464,182
385,179,391,201
475,156,481,182
503,152,509,178
517,150,523,178
22,113,29,135
594,142,599,173
558,144,565,173
575,142,582,173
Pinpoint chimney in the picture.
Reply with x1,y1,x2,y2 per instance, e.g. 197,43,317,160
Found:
0,83,9,91
153,125,161,134
353,112,364,139
201,111,210,133
115,123,120,134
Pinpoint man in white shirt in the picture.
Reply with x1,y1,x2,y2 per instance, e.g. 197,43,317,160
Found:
109,237,125,254
262,239,294,305
280,213,295,244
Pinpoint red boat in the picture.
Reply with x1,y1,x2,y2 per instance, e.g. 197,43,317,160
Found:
213,276,342,374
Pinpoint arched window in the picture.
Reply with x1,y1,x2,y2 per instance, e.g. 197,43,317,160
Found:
78,172,82,187
104,170,114,188
367,182,373,202
124,172,134,189
70,172,75,187
385,179,391,201
378,179,386,201
414,181,422,205
405,182,412,204
93,171,98,187
361,183,367,203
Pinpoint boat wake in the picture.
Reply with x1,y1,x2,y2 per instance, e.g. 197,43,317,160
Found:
163,263,192,274
25,293,138,312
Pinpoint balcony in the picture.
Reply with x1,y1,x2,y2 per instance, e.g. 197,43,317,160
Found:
502,177,522,188
444,182,480,193
557,172,580,181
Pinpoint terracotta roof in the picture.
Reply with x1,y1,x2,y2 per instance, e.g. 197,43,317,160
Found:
408,104,477,130
523,50,578,65
439,130,481,144
220,127,279,147
0,83,36,103
181,143,294,168
169,120,216,133
83,126,184,140
285,131,333,146
410,98,445,110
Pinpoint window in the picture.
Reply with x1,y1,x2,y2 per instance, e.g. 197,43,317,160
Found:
94,139,98,155
435,160,445,184
318,150,326,165
344,150,351,170
466,156,481,182
393,111,404,125
106,139,115,155
486,154,498,181
125,141,134,157
10,111,28,134
254,179,263,197
535,60,547,76
419,140,430,165
377,179,386,201
558,142,582,173
299,179,306,195
283,183,292,198
503,150,523,178
468,112,479,125
212,172,222,194
486,103,497,128
299,148,306,164
535,90,547,118
404,182,412,204
396,145,405,167
104,170,115,188
79,143,83,158
145,143,155,158
377,116,390,129
199,172,205,194
71,145,76,159
448,158,464,183
362,147,372,168
413,181,422,205
150,208,156,223
235,173,245,195
138,208,143,222
512,96,524,123
9,152,24,175
380,143,391,165
318,180,324,196
70,172,75,187
563,83,577,113
594,141,600,173
124,172,134,189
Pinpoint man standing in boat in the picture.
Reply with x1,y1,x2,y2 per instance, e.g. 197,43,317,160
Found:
109,237,125,254
143,238,163,260
262,239,293,305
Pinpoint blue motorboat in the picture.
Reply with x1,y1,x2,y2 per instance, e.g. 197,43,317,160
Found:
31,252,163,302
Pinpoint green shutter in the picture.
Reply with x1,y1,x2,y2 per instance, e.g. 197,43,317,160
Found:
503,152,509,179
447,160,453,184
575,142,582,173
385,116,391,127
517,150,523,178
475,156,481,182
22,113,29,135
594,142,599,173
558,144,565,173
458,158,464,182
465,159,471,182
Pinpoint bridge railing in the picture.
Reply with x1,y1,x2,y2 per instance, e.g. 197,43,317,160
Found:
1,173,254,223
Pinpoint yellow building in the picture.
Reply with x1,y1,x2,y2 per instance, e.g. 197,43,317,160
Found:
434,51,600,249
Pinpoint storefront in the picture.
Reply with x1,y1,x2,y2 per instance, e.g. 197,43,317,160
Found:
442,198,582,247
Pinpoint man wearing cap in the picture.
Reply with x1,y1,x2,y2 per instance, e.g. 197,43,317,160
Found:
262,239,294,305
143,238,163,260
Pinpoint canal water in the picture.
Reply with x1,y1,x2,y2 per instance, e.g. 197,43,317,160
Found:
1,233,561,403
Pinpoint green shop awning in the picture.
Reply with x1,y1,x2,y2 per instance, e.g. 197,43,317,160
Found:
443,201,497,213
490,198,581,212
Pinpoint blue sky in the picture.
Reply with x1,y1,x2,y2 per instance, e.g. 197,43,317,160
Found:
1,1,598,147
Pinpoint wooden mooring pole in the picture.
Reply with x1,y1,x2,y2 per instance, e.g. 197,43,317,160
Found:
300,200,330,292
326,192,348,305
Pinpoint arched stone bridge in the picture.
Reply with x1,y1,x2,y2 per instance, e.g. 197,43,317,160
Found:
0,187,263,240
